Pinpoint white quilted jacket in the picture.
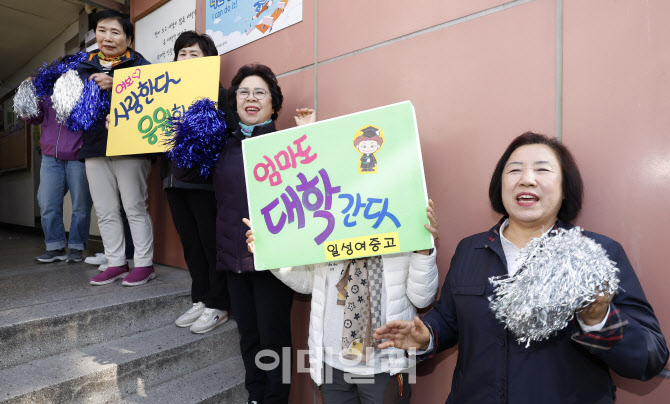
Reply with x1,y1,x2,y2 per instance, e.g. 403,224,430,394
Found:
272,251,439,385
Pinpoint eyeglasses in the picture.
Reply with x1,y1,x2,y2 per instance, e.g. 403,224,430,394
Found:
236,88,269,100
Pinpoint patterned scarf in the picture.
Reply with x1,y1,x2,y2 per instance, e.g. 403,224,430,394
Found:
239,119,272,137
336,256,384,363
96,50,130,69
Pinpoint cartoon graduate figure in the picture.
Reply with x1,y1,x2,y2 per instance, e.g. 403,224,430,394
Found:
353,125,384,174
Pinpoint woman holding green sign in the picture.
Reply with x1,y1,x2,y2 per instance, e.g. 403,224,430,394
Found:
212,63,315,404
244,197,439,402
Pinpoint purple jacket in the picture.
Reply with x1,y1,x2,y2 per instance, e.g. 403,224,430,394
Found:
213,122,276,273
22,96,83,160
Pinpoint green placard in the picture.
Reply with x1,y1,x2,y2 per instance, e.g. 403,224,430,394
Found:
242,101,432,270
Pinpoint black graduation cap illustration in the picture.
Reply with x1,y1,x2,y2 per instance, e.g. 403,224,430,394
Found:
361,126,380,138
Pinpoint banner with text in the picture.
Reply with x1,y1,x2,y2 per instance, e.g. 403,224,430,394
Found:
106,56,220,156
243,101,433,270
135,0,197,64
206,0,303,55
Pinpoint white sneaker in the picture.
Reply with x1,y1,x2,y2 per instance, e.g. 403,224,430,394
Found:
175,302,206,327
190,308,228,334
98,259,133,272
85,253,107,266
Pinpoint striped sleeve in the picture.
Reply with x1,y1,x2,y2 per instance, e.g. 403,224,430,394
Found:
571,303,629,351
415,323,439,361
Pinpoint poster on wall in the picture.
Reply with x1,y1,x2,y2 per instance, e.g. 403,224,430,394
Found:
135,0,197,64
106,56,220,156
206,0,303,55
2,98,15,134
242,101,433,271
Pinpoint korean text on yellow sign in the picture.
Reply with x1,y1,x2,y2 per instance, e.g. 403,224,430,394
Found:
106,56,220,156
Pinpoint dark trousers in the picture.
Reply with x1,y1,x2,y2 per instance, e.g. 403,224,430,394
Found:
120,203,134,260
167,188,229,310
321,365,411,404
227,270,294,404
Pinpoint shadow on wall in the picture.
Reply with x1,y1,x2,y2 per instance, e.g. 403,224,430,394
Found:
615,374,666,398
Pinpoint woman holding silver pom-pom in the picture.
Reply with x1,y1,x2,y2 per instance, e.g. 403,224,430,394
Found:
373,132,668,403
21,76,93,264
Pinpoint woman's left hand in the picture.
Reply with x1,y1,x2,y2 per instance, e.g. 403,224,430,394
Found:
242,218,255,254
89,73,114,90
294,108,315,126
417,199,438,255
580,287,614,325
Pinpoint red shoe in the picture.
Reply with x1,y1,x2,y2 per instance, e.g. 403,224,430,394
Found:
90,264,130,286
122,266,156,286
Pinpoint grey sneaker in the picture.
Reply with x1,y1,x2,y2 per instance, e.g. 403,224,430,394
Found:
175,302,206,328
66,249,83,263
35,249,67,263
190,308,228,334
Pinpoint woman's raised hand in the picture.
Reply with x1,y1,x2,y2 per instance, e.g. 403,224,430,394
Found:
294,108,315,126
242,218,255,253
374,317,431,351
416,198,438,255
424,198,439,240
89,73,114,90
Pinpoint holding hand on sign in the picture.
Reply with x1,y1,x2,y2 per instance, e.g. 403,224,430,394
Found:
294,108,315,126
417,198,438,255
247,200,439,403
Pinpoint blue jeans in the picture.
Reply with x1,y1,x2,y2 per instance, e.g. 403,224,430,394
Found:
38,155,93,250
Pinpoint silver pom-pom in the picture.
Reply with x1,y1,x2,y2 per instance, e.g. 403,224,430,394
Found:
13,79,40,119
51,70,85,124
489,227,620,347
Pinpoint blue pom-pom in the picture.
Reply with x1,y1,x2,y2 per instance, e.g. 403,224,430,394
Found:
33,52,88,97
164,98,228,178
67,78,110,133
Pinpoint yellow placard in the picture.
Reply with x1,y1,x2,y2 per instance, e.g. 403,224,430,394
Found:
324,232,401,261
106,56,221,156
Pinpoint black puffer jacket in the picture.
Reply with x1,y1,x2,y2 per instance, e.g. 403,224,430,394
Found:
76,49,151,159
213,122,276,273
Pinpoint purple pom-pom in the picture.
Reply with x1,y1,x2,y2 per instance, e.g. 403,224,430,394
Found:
67,78,110,133
33,52,88,97
164,98,228,178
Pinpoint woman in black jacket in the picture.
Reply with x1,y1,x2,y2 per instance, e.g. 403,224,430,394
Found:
162,31,238,334
212,63,314,404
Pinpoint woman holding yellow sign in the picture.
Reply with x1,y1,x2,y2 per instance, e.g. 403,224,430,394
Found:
77,10,155,287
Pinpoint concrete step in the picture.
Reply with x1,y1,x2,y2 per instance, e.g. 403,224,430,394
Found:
117,356,247,404
0,264,192,370
0,320,240,404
